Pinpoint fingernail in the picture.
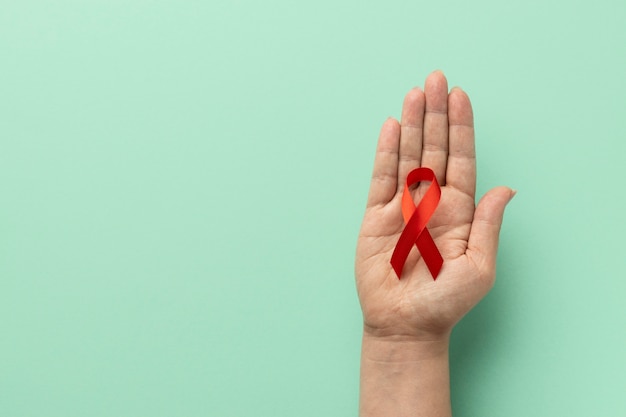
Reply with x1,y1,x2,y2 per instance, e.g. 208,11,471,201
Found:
509,189,517,202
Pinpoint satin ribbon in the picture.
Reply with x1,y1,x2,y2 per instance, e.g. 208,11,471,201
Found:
390,167,443,280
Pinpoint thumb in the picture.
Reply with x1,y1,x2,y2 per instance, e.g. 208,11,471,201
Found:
467,186,516,274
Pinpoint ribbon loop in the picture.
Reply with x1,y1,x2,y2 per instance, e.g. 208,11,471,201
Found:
390,167,443,280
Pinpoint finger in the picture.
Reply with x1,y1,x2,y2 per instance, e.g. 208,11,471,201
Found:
367,117,400,207
397,87,425,193
467,187,516,279
445,87,476,198
421,70,449,185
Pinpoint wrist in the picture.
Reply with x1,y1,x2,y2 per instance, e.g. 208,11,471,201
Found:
361,330,450,363
359,329,452,417
362,319,452,345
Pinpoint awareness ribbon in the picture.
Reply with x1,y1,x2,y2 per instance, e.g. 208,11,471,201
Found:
390,167,443,280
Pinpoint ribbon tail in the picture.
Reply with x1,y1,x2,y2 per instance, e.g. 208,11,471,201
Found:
416,229,443,279
390,220,421,279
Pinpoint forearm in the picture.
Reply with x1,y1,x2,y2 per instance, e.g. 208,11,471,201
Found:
359,332,452,417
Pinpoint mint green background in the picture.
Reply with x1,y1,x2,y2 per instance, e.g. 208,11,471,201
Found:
1,1,625,416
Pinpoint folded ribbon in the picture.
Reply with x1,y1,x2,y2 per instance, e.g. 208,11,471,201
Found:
390,167,443,280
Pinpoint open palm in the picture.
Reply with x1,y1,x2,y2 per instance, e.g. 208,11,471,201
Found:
355,71,515,341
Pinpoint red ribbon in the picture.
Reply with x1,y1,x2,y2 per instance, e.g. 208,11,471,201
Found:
390,167,443,280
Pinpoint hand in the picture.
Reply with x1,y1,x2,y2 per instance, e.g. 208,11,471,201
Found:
355,70,515,342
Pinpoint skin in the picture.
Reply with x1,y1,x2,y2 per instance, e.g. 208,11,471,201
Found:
356,70,515,417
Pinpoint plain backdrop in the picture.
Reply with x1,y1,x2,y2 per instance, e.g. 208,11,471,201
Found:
1,0,625,416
